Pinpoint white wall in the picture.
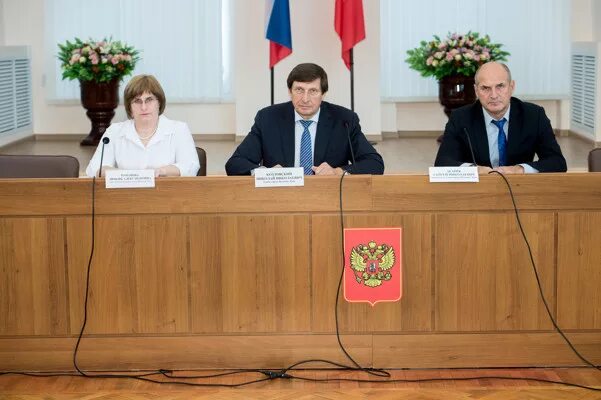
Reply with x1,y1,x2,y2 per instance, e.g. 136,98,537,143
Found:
384,0,594,133
2,0,379,138
2,0,235,136
0,0,589,139
0,0,5,45
234,0,380,139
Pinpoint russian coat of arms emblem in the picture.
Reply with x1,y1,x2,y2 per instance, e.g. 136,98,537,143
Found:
344,228,402,306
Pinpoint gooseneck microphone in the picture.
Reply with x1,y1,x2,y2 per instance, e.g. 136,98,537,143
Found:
98,137,110,178
344,121,356,174
463,127,477,166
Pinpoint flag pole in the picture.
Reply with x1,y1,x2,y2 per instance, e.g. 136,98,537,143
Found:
350,48,354,111
270,66,274,105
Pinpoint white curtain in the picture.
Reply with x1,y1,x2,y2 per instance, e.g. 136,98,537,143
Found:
380,0,571,101
45,0,232,102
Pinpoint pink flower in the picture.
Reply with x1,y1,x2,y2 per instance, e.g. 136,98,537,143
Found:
426,56,434,66
111,56,119,65
446,52,454,61
90,53,99,65
438,42,447,50
69,54,80,65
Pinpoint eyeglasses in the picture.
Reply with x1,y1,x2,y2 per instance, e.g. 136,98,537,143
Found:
132,97,157,106
292,87,321,97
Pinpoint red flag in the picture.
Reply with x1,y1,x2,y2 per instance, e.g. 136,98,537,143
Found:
334,0,366,69
344,228,402,306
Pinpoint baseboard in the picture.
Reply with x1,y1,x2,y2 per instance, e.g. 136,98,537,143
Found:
2,332,600,371
33,133,237,142
565,129,600,146
365,133,383,142
0,131,34,149
34,134,87,141
397,130,442,138
192,133,235,141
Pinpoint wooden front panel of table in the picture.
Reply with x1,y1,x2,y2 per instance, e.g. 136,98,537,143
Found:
1,174,600,371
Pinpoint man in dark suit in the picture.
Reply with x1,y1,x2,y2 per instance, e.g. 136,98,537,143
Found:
225,63,384,176
435,62,566,174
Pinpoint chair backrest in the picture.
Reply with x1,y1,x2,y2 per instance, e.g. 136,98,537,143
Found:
196,147,207,176
589,148,601,172
0,154,80,178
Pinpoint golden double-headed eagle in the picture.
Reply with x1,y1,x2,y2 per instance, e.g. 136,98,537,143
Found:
349,241,395,287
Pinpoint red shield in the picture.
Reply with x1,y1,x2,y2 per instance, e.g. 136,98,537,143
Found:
343,228,402,306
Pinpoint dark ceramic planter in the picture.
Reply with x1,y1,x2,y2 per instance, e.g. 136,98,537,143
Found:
79,79,119,146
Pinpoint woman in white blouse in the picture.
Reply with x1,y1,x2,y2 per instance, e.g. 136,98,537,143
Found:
86,75,200,177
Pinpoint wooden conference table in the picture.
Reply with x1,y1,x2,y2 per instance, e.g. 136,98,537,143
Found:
1,174,600,371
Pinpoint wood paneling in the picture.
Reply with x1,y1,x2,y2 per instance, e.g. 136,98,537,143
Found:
435,213,555,331
0,179,93,216
188,215,311,333
557,212,601,329
67,216,189,334
373,333,601,368
0,217,68,335
0,335,372,371
373,174,601,211
312,213,433,333
2,333,600,371
1,176,600,372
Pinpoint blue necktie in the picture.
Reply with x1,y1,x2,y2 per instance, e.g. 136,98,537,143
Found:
492,118,507,167
299,120,313,175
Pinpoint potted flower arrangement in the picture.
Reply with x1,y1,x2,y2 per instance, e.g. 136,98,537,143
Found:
57,38,140,145
406,32,509,119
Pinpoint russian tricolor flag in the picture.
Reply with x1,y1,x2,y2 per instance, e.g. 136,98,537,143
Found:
265,0,292,68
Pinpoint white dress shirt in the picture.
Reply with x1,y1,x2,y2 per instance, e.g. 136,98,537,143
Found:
293,108,320,167
85,115,200,177
482,107,538,173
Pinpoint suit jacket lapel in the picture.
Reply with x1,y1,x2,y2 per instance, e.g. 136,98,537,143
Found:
469,102,492,167
314,102,332,166
280,102,295,167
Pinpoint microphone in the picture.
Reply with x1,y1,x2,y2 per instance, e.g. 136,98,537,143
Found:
344,121,356,173
98,137,110,178
463,127,477,166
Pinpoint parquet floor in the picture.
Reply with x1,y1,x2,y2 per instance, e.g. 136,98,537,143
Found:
1,368,600,399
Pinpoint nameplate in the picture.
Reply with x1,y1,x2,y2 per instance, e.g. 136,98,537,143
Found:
105,169,156,188
428,166,479,182
254,167,305,187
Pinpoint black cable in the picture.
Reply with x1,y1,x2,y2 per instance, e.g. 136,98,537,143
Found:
334,172,390,378
3,173,600,391
65,175,278,387
72,176,96,376
282,372,601,391
490,170,601,372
